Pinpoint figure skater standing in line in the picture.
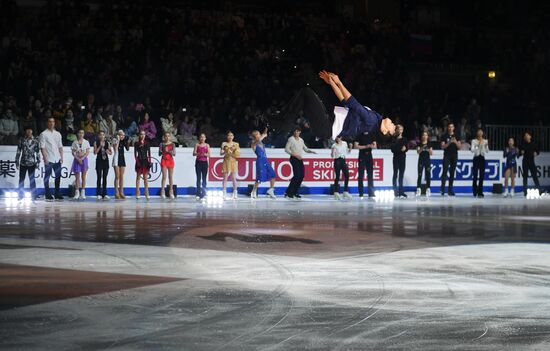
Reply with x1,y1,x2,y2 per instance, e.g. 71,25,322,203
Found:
284,127,316,199
94,131,112,200
390,124,408,198
251,129,276,199
470,128,489,198
70,129,90,200
416,131,433,197
221,131,240,200
331,135,351,200
193,133,210,200
503,137,519,197
159,132,176,199
134,130,151,200
112,129,129,199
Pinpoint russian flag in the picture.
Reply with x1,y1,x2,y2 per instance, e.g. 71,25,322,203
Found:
409,33,433,56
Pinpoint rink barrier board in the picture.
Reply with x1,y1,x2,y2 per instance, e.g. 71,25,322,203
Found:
1,146,550,196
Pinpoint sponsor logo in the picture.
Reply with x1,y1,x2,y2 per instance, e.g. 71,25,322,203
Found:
431,159,500,181
0,160,17,178
209,157,384,182
141,156,162,182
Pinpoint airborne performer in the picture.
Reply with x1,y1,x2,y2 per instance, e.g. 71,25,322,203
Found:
318,70,396,139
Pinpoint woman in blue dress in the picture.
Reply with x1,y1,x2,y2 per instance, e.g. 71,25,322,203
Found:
503,137,519,197
251,129,277,199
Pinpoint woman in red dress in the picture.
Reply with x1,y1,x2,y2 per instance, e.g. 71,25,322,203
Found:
159,132,176,199
134,130,151,200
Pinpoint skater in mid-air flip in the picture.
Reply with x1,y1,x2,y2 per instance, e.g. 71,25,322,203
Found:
319,70,396,138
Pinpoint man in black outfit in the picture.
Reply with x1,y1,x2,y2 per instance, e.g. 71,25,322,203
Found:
520,131,542,196
354,131,377,198
440,122,461,196
391,124,408,198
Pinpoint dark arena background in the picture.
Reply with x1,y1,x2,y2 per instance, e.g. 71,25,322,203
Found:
1,0,550,350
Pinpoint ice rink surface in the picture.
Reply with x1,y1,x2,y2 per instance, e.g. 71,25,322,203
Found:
1,194,550,350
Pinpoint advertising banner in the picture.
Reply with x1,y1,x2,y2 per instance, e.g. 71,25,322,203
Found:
1,146,549,195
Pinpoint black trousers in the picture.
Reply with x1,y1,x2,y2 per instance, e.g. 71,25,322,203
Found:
195,160,208,197
358,154,374,196
441,155,457,193
18,165,37,194
96,167,109,197
333,158,349,193
286,156,305,196
44,162,62,196
472,155,486,195
417,158,431,188
392,155,406,195
522,158,540,194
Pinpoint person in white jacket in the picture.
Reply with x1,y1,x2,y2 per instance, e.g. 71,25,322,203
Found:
284,127,316,199
470,128,489,198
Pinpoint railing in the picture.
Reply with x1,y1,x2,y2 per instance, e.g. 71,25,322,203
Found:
485,125,550,151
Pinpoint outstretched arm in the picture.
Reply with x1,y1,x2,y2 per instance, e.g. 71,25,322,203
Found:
328,73,351,101
259,127,268,141
320,70,368,116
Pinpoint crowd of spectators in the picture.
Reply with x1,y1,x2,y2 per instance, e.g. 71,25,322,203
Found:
0,1,548,149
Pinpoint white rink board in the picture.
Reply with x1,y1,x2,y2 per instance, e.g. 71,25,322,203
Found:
1,146,549,194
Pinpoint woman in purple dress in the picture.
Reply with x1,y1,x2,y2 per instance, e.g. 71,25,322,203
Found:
70,129,91,199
